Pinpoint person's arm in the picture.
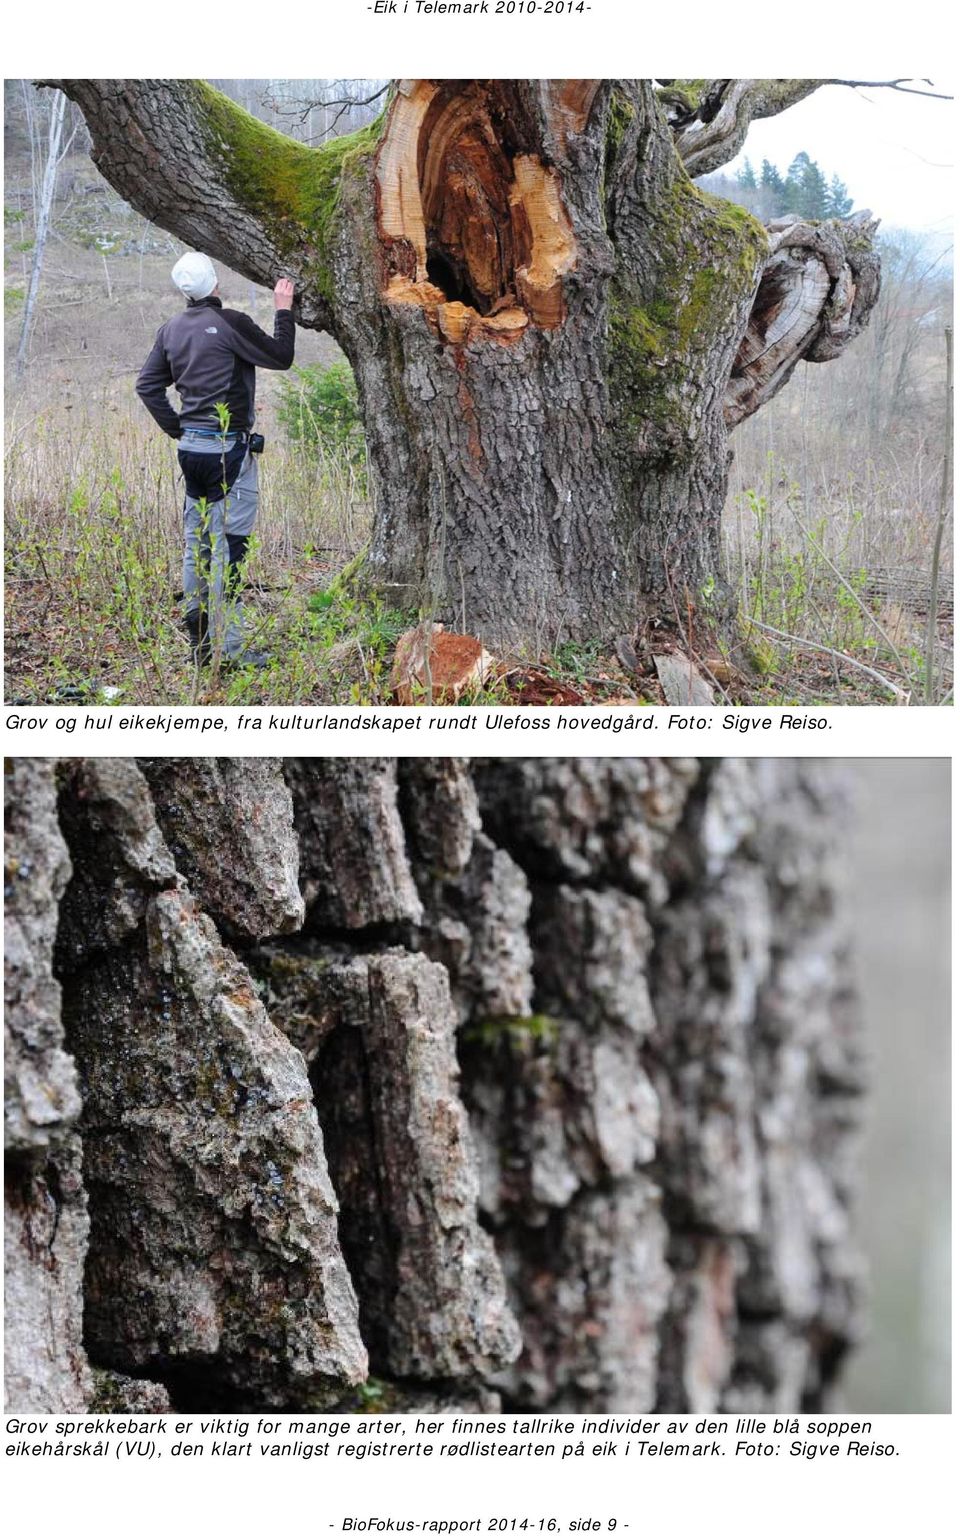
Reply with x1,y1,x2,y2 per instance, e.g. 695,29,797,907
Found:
135,328,181,437
224,278,296,370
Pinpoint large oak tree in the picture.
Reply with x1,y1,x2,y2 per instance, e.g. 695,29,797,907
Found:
54,79,886,651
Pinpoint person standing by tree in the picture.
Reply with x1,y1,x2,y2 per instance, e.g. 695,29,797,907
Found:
60,80,907,657
136,254,296,668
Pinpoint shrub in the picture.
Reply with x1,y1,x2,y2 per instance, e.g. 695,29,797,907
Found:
278,360,366,467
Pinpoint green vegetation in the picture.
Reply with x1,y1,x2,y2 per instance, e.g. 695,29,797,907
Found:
3,410,385,706
656,80,708,114
603,88,636,198
350,1378,400,1412
464,1015,561,1053
726,462,939,703
740,151,854,220
4,85,948,710
608,175,766,455
74,227,126,253
278,361,365,468
305,582,413,691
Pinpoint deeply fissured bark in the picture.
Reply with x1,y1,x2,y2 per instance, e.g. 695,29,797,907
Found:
6,757,865,1414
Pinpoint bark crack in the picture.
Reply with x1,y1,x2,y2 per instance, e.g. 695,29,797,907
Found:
6,756,865,1416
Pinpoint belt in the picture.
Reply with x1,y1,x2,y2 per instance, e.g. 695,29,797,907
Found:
181,427,249,442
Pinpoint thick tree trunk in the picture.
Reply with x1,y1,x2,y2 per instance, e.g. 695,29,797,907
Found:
53,79,881,652
349,82,764,648
6,756,864,1413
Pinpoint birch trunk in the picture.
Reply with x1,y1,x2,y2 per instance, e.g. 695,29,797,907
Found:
15,89,66,380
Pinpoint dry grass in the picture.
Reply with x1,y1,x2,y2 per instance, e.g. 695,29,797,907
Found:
4,404,388,705
4,152,953,706
4,375,952,706
721,272,953,704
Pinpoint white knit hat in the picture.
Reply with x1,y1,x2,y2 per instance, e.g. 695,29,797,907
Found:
171,251,218,300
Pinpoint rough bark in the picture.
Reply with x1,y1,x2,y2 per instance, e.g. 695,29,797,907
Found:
5,756,865,1414
658,81,823,177
51,79,882,651
136,758,305,941
53,760,367,1409
4,761,90,1411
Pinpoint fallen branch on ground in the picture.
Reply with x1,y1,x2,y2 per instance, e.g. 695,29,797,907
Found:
745,618,910,702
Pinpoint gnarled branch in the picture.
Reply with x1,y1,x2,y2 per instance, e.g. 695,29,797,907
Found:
660,77,951,177
725,211,882,428
659,80,822,176
45,79,378,333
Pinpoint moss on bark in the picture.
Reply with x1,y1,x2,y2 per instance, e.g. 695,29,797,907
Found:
192,82,384,300
608,174,766,457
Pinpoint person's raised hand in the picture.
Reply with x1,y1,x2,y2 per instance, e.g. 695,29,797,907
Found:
274,277,295,311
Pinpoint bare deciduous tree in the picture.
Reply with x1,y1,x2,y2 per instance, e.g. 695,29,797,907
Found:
15,89,66,379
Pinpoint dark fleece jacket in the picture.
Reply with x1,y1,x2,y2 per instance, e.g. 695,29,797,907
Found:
136,295,295,436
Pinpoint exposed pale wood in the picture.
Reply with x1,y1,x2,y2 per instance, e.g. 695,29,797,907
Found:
378,83,576,335
511,155,576,327
726,213,882,428
375,79,437,278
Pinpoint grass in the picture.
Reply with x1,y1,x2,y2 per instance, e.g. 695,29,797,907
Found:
719,263,954,704
4,400,951,706
4,406,391,705
4,181,951,707
5,107,953,708
724,449,952,704
2,406,640,706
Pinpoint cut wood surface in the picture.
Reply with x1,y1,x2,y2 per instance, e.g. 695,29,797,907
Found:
654,653,716,706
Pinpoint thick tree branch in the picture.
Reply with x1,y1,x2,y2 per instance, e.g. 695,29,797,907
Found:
45,80,382,333
660,81,822,176
660,77,950,177
725,211,882,427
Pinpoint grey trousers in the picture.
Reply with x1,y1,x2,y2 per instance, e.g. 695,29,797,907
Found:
181,431,259,660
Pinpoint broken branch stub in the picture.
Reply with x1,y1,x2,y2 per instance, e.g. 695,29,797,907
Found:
726,213,882,428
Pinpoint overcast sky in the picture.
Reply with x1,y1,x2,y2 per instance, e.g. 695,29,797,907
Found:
731,80,953,240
